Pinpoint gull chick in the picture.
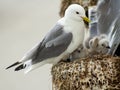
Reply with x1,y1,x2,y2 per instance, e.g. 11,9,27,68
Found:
89,36,99,54
6,4,90,73
97,34,110,54
89,34,110,54
70,44,89,60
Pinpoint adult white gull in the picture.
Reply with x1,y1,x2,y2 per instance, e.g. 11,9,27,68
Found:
6,4,90,73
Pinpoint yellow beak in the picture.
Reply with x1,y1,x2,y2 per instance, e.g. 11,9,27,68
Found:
82,17,91,23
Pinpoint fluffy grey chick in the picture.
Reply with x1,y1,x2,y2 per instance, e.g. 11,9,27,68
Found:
89,34,110,54
89,36,99,54
69,44,89,61
97,35,110,54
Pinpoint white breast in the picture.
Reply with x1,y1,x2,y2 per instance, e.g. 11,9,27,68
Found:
64,19,85,53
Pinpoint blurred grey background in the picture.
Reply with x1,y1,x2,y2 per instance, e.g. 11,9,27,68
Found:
0,0,60,90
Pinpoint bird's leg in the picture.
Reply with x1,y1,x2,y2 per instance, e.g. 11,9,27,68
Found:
61,54,72,62
65,54,72,62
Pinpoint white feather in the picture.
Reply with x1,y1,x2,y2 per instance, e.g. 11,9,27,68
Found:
24,60,32,74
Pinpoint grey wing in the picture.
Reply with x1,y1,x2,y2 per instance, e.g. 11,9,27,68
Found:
97,0,120,56
6,23,72,70
108,16,120,55
97,0,120,35
31,23,72,64
21,23,64,62
20,41,42,62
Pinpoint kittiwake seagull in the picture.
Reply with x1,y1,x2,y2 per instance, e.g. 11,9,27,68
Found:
6,4,90,73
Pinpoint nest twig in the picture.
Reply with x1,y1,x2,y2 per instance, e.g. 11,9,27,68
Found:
51,54,120,90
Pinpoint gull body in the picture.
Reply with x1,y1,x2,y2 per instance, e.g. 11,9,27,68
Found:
6,4,89,73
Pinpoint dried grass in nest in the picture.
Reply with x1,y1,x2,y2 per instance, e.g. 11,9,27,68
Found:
59,0,83,17
89,0,98,6
51,54,120,90
59,0,98,17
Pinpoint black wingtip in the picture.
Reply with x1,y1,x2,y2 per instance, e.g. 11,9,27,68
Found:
6,62,21,70
14,64,26,71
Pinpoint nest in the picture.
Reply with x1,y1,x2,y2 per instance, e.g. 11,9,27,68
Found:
51,54,120,90
59,0,98,17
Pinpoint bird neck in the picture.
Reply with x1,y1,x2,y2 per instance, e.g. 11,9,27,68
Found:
63,18,85,36
64,17,85,30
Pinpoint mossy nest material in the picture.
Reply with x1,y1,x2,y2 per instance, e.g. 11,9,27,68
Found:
51,54,120,90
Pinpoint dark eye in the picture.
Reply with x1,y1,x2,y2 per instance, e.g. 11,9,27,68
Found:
76,11,79,14
77,50,81,53
102,44,104,47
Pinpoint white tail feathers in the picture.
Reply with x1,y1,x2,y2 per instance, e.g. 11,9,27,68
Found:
24,60,32,74
24,59,47,74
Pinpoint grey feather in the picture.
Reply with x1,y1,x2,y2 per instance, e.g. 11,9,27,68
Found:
6,23,72,69
97,0,120,34
108,16,120,55
21,42,42,62
22,23,65,61
32,25,72,64
24,23,73,64
97,0,120,55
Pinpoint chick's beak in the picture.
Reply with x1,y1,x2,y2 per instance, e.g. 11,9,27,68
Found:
82,17,91,23
106,46,111,49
